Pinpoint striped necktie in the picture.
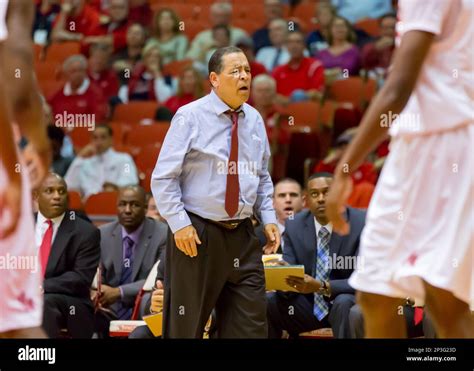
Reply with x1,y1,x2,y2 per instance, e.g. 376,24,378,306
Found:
313,226,330,321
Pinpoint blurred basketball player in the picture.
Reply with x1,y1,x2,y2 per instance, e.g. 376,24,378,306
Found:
326,0,473,338
0,0,50,338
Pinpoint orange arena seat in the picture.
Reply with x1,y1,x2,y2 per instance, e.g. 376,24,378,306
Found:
125,123,170,148
45,41,82,63
84,191,118,216
112,101,159,124
355,18,381,37
68,190,83,210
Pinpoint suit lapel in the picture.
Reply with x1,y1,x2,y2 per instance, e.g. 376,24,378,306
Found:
303,211,317,276
132,219,152,280
46,212,74,276
111,222,124,278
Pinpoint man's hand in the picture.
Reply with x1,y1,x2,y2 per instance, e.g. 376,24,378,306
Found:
0,178,21,238
263,223,280,254
22,143,51,191
325,172,352,235
174,225,201,257
150,280,164,313
285,274,321,294
77,144,97,158
98,284,121,307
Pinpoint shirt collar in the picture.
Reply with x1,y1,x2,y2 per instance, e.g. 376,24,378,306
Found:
37,210,66,227
314,217,332,237
209,89,247,119
121,220,145,246
63,77,90,96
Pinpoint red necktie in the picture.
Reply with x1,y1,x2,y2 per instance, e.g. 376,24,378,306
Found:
225,111,240,218
414,307,423,326
39,220,53,277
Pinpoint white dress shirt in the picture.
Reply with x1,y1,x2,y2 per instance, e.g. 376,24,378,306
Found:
65,147,139,198
35,211,66,249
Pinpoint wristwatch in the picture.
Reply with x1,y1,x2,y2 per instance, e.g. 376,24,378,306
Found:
318,280,331,297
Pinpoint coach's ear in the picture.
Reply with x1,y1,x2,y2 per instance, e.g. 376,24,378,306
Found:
209,71,219,89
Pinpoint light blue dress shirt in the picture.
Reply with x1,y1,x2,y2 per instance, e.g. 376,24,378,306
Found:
151,90,277,233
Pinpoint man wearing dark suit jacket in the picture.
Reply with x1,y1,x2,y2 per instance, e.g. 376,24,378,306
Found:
35,173,100,338
267,172,366,338
96,185,167,329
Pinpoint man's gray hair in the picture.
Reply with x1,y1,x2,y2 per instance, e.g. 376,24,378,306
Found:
252,74,277,91
62,54,88,71
211,2,232,14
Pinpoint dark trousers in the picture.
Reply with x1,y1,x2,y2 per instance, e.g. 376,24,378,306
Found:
129,325,157,339
163,213,267,338
43,293,95,338
267,291,356,338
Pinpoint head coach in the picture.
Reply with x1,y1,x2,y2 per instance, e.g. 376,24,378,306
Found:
151,46,280,338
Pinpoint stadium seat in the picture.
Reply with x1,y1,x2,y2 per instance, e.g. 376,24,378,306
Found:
328,76,377,109
133,143,162,192
282,101,331,131
290,2,316,26
124,123,170,148
162,59,193,76
355,18,381,37
84,191,118,217
112,101,159,124
68,190,83,210
45,41,81,63
68,127,93,151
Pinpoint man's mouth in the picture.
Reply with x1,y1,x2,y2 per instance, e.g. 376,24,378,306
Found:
238,86,249,91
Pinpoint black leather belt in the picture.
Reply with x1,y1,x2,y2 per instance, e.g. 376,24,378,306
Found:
207,219,246,230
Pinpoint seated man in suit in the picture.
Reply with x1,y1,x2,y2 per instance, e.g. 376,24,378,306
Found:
267,172,366,338
94,185,167,334
255,178,304,253
35,173,100,338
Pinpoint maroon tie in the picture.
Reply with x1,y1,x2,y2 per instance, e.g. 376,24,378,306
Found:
225,111,240,218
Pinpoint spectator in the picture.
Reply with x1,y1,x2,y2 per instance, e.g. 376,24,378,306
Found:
33,0,61,45
64,124,138,198
47,125,74,177
83,0,130,53
272,31,325,104
112,23,146,84
147,8,188,65
35,173,100,338
145,194,166,223
361,13,396,75
48,54,108,123
235,36,267,78
267,173,366,338
255,178,304,252
306,2,336,55
95,186,167,335
88,43,119,102
256,18,291,73
330,0,394,24
315,16,361,78
186,2,248,63
164,66,204,115
118,42,177,103
252,0,285,52
51,0,100,42
204,25,232,69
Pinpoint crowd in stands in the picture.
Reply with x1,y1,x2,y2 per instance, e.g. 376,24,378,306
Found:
31,0,429,339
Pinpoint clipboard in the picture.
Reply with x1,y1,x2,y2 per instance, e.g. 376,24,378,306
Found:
143,312,163,337
264,265,305,292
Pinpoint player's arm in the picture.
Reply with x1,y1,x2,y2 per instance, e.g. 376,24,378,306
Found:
5,0,50,189
326,30,435,233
